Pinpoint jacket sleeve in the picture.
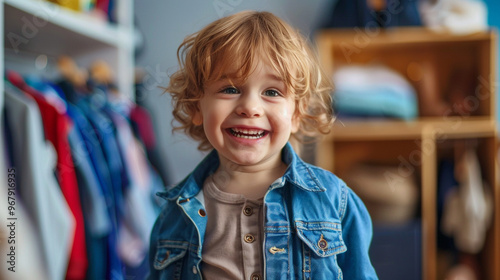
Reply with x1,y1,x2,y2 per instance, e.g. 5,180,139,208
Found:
337,187,379,279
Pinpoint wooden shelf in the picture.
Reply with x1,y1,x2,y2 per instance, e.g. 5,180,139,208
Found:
316,28,499,280
328,117,497,141
318,27,493,48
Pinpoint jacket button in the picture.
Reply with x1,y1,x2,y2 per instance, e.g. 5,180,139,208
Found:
243,206,253,216
192,266,198,274
318,234,328,250
244,234,255,243
159,250,170,264
250,273,261,280
198,209,206,217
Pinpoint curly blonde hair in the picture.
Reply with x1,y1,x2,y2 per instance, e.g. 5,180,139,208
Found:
167,10,334,151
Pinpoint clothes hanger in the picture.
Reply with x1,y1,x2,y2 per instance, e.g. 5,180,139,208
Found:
90,60,114,86
57,55,82,86
90,60,120,97
367,0,386,11
56,55,92,103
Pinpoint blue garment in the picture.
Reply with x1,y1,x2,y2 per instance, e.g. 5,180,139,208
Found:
101,104,131,194
334,85,418,120
332,65,418,121
67,125,110,280
323,0,421,28
77,96,126,220
76,97,126,279
437,160,458,251
48,84,122,280
148,143,378,279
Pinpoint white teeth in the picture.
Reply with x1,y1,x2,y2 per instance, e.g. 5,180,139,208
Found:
231,128,264,135
230,128,265,139
237,134,261,139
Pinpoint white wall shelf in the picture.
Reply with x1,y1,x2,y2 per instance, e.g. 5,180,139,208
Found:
2,0,134,99
4,0,132,53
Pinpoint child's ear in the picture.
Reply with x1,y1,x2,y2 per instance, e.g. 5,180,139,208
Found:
193,111,203,126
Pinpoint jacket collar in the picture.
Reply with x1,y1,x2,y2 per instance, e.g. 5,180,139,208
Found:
281,143,326,192
158,142,325,201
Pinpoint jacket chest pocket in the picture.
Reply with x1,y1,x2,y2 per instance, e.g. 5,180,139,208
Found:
153,240,189,280
295,221,347,280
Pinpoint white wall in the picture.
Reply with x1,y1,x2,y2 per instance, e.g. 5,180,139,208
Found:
134,0,333,185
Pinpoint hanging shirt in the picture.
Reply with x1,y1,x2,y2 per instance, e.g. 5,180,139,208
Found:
4,85,74,280
7,71,88,280
67,102,123,280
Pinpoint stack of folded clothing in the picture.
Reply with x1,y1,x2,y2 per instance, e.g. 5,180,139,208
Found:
332,65,418,121
344,163,419,225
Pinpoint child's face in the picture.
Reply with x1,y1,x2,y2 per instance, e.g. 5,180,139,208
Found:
194,60,299,168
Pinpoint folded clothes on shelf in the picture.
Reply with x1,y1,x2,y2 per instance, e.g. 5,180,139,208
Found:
332,64,418,121
344,163,419,225
419,0,488,35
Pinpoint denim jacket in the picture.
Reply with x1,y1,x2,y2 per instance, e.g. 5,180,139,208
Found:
148,143,378,279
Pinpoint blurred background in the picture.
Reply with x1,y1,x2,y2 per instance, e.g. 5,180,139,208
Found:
1,0,499,279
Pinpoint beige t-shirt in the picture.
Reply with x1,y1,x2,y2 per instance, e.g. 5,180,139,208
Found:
201,175,264,280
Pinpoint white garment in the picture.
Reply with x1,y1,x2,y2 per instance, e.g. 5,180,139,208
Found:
419,0,488,35
441,147,493,253
0,92,48,280
4,87,75,280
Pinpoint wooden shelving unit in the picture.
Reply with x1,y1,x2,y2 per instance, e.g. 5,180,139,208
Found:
315,28,499,280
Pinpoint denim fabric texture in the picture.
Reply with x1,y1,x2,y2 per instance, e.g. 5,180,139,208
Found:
148,143,378,279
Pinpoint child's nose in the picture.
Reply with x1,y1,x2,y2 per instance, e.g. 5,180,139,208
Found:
235,93,263,118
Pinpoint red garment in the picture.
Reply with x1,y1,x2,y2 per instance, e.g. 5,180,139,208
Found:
95,0,110,14
7,71,88,279
129,105,156,149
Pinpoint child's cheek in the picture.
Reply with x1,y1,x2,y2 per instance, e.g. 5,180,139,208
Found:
274,106,296,130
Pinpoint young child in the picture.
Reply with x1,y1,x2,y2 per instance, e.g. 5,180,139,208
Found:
148,11,378,280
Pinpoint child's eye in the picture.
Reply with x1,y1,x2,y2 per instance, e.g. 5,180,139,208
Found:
220,87,240,94
263,89,282,97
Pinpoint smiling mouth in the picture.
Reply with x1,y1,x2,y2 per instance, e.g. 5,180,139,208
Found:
228,128,267,139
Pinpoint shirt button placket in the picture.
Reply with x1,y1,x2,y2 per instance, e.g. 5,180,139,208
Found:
241,201,262,280
244,233,255,243
243,206,253,216
250,273,261,280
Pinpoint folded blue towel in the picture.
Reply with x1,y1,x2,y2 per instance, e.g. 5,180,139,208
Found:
333,65,418,120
